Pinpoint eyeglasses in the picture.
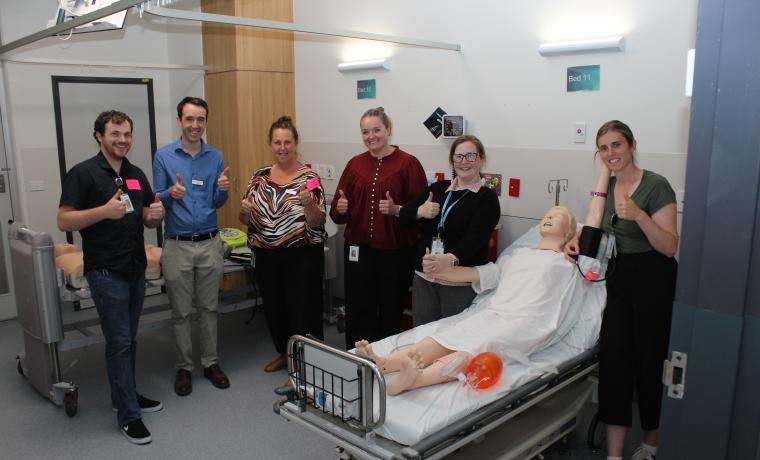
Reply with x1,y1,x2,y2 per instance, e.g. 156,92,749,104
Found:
452,152,479,163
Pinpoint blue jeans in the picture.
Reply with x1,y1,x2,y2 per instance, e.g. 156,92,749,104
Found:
86,269,145,427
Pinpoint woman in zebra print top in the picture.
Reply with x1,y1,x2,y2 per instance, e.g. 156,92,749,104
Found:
240,116,326,373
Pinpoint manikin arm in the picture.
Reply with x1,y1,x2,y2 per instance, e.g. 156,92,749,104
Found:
428,265,480,284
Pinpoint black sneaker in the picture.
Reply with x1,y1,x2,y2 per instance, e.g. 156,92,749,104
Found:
121,419,152,445
112,394,163,413
137,394,163,413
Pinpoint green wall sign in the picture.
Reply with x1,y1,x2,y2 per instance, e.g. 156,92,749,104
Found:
567,65,600,92
357,79,376,99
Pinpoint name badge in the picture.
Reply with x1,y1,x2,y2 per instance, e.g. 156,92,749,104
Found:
430,236,445,255
125,179,141,190
191,179,204,186
348,245,359,262
120,193,135,213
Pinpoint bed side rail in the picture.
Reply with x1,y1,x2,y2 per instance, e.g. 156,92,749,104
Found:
403,346,600,459
286,335,387,430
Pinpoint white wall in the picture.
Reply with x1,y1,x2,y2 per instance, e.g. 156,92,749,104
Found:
0,0,204,240
293,0,697,247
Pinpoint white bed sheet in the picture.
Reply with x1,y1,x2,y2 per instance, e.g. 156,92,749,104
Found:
367,225,606,446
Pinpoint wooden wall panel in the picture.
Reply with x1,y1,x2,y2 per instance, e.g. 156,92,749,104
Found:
202,0,295,230
235,0,293,72
201,0,238,73
234,71,296,181
204,72,241,228
204,71,295,229
202,0,293,73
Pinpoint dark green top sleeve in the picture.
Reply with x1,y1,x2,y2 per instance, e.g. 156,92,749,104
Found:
601,170,676,255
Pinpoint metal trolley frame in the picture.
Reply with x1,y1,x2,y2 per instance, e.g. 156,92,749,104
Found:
276,335,599,460
9,222,258,417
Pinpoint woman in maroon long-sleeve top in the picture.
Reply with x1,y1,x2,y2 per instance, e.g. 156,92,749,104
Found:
330,107,427,349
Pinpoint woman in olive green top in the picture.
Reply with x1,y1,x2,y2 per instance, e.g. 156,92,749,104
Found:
566,120,678,460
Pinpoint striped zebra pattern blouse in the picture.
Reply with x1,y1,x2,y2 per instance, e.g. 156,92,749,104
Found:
243,165,326,249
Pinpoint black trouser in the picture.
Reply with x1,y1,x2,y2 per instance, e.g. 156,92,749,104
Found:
343,244,415,349
255,244,324,355
598,251,677,430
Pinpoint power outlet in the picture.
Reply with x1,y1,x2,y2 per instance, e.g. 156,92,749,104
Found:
29,180,45,191
324,165,335,180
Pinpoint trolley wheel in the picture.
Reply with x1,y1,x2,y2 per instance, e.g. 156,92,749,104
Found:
586,410,605,451
64,388,78,418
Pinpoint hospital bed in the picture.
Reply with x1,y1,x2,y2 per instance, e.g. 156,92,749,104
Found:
275,225,607,459
10,222,258,417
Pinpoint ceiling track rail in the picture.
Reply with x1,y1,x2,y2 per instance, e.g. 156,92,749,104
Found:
0,0,460,56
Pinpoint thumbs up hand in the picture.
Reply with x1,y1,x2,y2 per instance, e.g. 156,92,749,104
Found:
336,189,349,214
298,183,314,207
170,173,186,200
615,192,643,221
379,191,397,216
417,192,440,219
103,189,127,220
148,193,165,221
218,166,231,192
240,195,254,215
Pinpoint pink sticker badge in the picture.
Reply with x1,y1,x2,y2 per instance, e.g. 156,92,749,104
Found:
306,177,321,191
125,179,142,191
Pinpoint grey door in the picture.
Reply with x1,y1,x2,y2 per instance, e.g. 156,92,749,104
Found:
658,0,760,458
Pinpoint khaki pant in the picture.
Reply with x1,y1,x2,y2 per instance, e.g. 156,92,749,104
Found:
161,236,224,371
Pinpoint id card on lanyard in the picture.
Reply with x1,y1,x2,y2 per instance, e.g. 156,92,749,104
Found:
433,190,468,253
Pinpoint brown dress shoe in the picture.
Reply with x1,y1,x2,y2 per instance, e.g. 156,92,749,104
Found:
203,364,230,389
264,354,287,373
174,369,192,396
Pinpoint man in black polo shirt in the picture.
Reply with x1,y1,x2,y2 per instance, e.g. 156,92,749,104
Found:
58,110,165,445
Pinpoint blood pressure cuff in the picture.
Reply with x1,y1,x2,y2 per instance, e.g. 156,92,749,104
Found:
578,225,604,258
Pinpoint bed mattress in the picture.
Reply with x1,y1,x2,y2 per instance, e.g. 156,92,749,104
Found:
367,275,605,446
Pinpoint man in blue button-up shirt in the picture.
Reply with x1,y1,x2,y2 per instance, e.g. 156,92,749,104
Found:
153,97,231,396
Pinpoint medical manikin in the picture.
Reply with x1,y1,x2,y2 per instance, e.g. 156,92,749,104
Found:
354,206,584,395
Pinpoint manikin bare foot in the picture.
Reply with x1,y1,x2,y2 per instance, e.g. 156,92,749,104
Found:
387,352,423,396
354,340,388,372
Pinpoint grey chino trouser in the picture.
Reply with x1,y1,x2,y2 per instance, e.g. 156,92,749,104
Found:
412,274,476,327
161,236,224,371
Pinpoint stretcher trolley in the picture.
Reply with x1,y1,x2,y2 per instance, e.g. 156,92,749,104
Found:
10,222,260,417
10,223,79,416
275,335,599,460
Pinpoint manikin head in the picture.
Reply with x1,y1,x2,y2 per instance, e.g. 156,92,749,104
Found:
538,206,577,250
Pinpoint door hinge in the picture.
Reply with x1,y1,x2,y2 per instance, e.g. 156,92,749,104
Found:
663,351,687,399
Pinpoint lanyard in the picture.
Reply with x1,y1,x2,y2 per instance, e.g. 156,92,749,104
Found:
437,190,469,235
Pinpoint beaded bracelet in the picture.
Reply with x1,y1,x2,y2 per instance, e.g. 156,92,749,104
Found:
590,191,608,198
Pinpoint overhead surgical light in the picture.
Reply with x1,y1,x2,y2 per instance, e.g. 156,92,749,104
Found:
538,36,626,56
337,58,391,73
